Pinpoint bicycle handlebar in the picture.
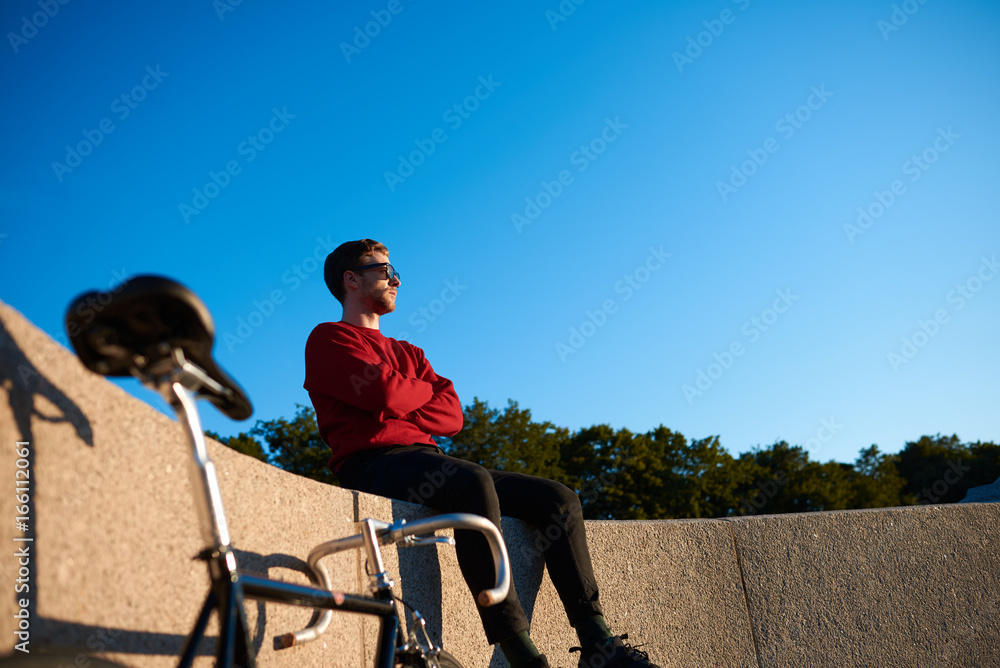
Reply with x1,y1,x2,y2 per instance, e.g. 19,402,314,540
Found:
390,513,510,607
310,513,510,606
283,512,511,647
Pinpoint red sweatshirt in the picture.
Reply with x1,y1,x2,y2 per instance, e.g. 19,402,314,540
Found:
304,321,464,471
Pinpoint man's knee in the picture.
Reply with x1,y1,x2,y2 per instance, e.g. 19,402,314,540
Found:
543,479,584,516
430,459,499,516
454,461,496,496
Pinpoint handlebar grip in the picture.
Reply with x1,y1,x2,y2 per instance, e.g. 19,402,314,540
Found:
478,587,506,607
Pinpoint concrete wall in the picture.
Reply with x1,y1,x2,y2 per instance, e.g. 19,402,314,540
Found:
1,300,998,667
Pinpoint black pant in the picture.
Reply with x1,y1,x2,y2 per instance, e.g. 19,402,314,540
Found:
338,445,603,644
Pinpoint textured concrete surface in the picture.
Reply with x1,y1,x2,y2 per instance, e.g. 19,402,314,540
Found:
730,505,1000,668
2,300,999,667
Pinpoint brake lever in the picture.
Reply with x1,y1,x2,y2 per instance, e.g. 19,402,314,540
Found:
401,534,456,548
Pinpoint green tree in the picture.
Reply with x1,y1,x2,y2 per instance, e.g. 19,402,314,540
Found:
806,459,859,511
441,398,567,480
250,404,337,485
205,430,268,463
559,426,741,520
733,441,855,516
656,431,741,519
849,445,908,508
895,434,997,504
966,440,1000,493
559,424,640,519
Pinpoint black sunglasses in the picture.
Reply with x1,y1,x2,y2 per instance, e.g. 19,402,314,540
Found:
351,262,400,282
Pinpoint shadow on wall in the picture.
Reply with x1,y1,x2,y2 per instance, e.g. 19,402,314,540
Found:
387,500,549,668
0,318,93,448
2,319,89,654
1,321,214,659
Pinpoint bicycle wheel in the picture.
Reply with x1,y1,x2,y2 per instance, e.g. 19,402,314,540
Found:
430,649,463,668
395,648,464,668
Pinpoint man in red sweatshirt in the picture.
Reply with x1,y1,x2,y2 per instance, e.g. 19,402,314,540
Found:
304,239,658,668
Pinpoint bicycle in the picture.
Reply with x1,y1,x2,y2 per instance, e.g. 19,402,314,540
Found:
48,274,510,667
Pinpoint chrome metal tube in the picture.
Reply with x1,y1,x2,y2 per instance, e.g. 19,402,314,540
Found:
288,512,512,646
168,381,231,550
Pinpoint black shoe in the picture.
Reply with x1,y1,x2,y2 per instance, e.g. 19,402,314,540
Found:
526,654,552,668
569,634,660,668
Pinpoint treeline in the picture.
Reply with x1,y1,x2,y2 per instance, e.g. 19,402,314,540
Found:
209,399,1000,520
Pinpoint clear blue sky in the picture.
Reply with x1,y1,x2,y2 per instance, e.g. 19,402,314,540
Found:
2,0,998,464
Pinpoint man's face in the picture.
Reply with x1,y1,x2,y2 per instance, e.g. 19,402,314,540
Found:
352,251,400,315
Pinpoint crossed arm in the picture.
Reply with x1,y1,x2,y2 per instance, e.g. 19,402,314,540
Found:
305,326,464,437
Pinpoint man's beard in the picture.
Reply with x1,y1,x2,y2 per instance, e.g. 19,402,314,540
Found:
362,289,395,315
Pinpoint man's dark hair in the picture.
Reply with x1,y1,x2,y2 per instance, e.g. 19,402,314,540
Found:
324,239,389,304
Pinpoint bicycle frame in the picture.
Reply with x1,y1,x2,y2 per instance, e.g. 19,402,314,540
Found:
152,351,509,667
159,370,402,668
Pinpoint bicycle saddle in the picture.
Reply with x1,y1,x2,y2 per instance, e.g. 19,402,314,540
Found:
65,274,253,421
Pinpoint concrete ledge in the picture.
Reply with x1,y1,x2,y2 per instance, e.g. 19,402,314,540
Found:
1,301,998,667
730,504,1000,667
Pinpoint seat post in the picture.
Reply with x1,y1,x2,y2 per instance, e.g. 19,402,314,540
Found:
165,379,232,551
